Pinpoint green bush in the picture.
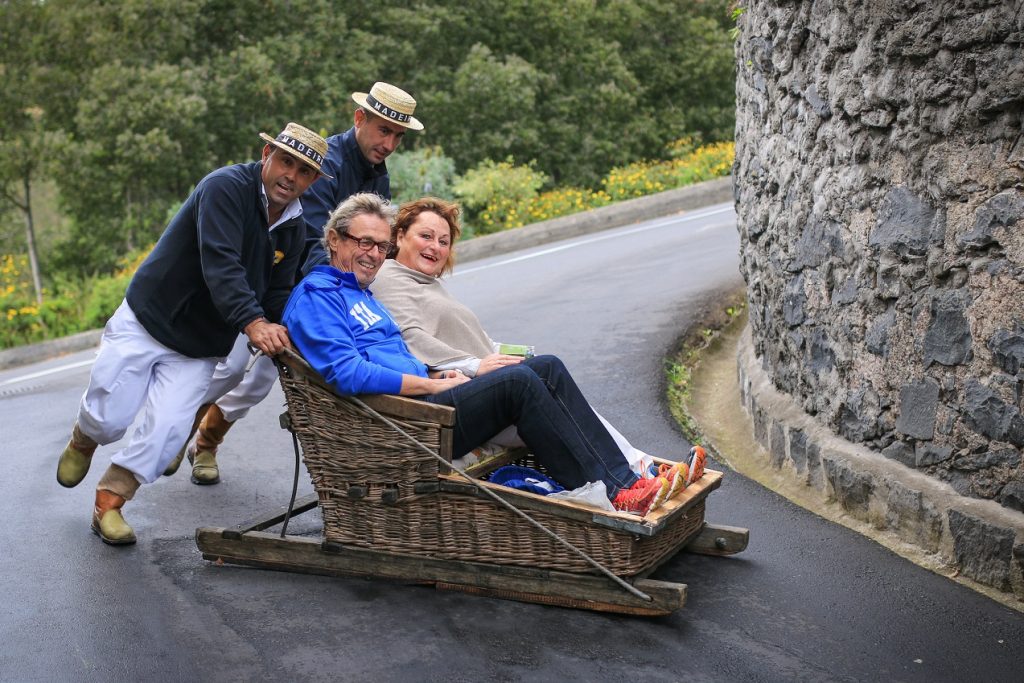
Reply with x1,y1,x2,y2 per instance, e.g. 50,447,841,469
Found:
454,158,548,234
0,246,151,349
387,146,458,205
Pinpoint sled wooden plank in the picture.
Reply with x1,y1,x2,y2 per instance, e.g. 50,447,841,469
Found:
277,350,456,426
643,470,723,525
352,393,456,426
222,493,320,539
682,523,750,557
435,469,724,537
433,579,685,617
460,447,525,477
196,527,686,616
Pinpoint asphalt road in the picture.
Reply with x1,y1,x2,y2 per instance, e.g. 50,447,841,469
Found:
1,203,1020,682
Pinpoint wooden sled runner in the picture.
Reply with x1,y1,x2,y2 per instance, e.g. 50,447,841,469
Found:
196,351,749,616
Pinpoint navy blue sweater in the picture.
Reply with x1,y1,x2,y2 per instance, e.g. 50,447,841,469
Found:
300,127,391,274
126,161,304,358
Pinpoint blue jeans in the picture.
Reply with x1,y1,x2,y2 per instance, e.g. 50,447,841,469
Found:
423,355,638,497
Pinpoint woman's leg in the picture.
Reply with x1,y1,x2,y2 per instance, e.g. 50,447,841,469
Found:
424,358,638,495
520,355,640,485
516,355,654,474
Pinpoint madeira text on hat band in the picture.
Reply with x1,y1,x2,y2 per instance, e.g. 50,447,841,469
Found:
366,93,412,124
275,133,325,167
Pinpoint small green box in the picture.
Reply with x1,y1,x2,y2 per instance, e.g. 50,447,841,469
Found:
498,343,535,358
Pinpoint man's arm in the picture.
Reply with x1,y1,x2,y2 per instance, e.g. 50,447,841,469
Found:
194,176,266,334
284,284,413,395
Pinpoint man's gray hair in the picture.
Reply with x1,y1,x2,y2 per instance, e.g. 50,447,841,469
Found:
321,192,398,253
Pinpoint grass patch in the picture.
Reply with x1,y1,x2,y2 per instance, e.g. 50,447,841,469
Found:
665,288,748,444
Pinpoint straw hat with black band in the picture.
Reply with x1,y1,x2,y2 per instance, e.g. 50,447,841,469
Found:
259,123,333,179
351,82,424,131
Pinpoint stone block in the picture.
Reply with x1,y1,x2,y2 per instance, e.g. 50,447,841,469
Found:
923,289,973,367
770,420,786,469
915,442,953,467
895,379,939,439
783,275,806,327
824,457,874,517
947,509,1014,591
958,190,1024,250
876,262,902,300
953,447,1021,472
882,440,916,467
804,84,832,119
833,276,859,305
806,441,823,489
963,380,1024,447
997,475,1024,513
807,329,837,373
792,217,844,270
753,403,768,443
865,309,897,357
869,187,935,257
988,325,1024,375
789,429,808,473
885,481,942,553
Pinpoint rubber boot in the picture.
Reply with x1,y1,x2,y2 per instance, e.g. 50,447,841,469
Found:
163,402,212,477
57,422,98,488
91,465,140,545
189,404,233,485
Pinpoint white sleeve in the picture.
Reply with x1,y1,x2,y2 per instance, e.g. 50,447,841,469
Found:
431,356,482,378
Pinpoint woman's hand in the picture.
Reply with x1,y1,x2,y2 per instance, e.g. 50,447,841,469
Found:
477,353,524,375
403,370,470,396
426,371,470,394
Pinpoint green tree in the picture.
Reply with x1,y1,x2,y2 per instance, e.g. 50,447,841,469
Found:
440,44,548,172
53,61,211,273
0,1,58,303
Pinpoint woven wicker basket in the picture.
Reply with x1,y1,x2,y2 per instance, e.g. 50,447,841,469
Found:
276,352,708,576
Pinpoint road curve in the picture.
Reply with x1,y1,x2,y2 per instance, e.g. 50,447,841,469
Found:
1,203,1020,682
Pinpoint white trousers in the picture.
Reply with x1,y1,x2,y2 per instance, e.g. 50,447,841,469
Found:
200,334,279,422
77,301,218,483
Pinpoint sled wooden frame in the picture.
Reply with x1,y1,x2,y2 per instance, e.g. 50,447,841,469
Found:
196,351,749,617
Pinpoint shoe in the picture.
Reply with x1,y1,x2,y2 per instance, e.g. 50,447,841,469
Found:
649,462,690,500
57,441,93,488
188,445,220,485
91,489,136,545
163,444,188,476
57,422,98,488
164,402,214,477
612,477,670,516
686,445,707,485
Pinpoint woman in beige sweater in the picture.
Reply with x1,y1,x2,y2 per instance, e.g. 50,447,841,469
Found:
371,197,705,486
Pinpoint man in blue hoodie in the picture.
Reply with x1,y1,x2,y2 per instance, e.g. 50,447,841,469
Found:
56,123,330,545
169,82,424,486
282,193,672,517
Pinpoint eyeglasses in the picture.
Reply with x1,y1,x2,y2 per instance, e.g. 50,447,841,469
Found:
340,232,393,254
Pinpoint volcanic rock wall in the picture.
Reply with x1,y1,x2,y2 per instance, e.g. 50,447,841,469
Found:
734,0,1024,512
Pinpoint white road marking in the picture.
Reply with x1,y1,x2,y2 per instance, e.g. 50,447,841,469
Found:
452,204,734,277
3,203,736,386
1,357,95,387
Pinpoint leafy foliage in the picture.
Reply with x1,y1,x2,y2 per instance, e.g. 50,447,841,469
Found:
387,147,458,205
454,159,549,234
0,0,736,341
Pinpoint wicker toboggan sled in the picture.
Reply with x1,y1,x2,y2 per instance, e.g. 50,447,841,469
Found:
195,350,748,616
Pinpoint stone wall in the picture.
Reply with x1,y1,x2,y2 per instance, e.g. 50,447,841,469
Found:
734,0,1024,513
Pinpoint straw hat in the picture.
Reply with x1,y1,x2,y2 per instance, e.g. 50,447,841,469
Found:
259,122,332,178
351,82,424,131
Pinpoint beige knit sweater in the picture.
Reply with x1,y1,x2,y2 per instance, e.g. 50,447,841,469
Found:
371,259,494,370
